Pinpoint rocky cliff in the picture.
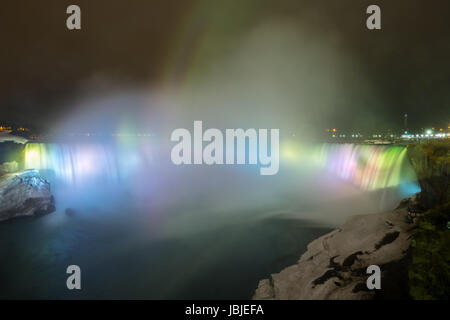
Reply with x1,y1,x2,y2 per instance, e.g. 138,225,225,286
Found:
253,204,414,300
407,141,450,209
0,169,55,222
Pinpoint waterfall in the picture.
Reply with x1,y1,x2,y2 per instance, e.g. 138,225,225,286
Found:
313,144,420,192
23,142,155,186
22,142,421,213
24,142,419,191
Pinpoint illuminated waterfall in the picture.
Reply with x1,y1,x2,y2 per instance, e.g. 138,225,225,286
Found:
24,143,153,185
281,142,420,192
312,144,419,191
24,142,420,197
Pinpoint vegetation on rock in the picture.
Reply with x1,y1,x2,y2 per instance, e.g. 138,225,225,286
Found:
409,201,450,299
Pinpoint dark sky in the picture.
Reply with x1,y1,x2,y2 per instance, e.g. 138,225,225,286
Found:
1,0,449,131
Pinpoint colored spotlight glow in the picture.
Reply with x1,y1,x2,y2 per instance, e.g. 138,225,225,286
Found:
281,141,302,162
313,144,420,191
23,142,154,185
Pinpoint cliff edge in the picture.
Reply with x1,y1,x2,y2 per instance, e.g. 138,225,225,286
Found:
253,204,414,299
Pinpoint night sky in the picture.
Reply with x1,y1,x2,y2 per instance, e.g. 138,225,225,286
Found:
1,0,449,132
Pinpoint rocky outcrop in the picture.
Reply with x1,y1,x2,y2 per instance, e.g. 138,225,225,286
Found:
253,205,414,300
407,141,450,209
0,169,55,222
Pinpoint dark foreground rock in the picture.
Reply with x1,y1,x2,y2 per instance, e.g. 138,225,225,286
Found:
253,204,414,300
0,169,55,222
407,141,450,209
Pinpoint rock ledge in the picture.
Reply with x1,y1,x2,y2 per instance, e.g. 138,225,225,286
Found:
253,204,415,300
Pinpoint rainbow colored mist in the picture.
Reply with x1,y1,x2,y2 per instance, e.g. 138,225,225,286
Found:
281,142,420,192
314,144,418,191
24,141,419,195
23,142,155,185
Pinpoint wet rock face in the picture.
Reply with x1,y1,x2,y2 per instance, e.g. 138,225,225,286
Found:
253,206,414,300
0,170,55,222
407,142,450,209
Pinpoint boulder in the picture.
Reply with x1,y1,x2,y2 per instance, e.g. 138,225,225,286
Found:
65,208,76,216
0,169,55,222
